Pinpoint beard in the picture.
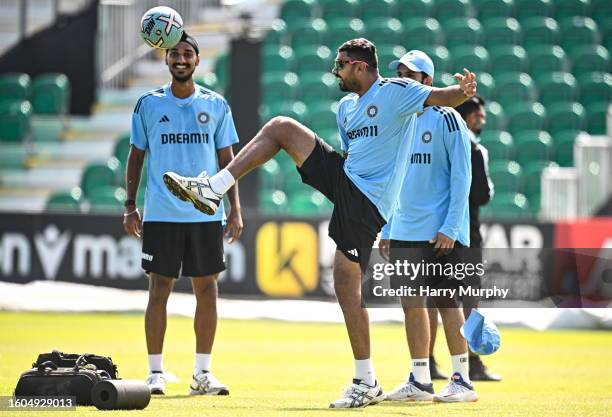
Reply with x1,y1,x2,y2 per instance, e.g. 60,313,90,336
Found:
337,76,355,92
338,79,350,92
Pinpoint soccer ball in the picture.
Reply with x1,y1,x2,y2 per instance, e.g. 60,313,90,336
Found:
140,6,184,49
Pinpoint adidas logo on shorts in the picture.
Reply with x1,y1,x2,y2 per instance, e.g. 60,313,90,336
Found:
142,253,154,261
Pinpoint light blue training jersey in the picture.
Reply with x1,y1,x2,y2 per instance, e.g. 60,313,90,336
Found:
130,83,239,222
336,77,433,221
381,106,471,246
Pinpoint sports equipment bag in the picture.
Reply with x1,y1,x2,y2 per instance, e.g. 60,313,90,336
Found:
14,360,111,405
33,350,118,379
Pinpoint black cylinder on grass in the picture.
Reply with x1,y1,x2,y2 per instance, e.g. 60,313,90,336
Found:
91,380,151,410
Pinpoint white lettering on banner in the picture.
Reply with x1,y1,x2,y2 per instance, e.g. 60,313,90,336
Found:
482,224,543,248
115,236,142,279
73,235,143,279
34,225,70,280
481,224,543,273
0,233,30,276
219,240,246,283
511,225,543,248
74,235,117,278
482,224,509,247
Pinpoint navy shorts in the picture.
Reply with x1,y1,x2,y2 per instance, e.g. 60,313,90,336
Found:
141,221,225,278
297,136,385,271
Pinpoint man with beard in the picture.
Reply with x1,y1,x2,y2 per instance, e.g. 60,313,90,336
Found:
123,32,243,396
162,38,476,408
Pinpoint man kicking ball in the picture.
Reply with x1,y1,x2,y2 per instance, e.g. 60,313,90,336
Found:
162,38,476,408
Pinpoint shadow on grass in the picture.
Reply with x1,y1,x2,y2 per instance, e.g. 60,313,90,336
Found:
159,394,197,399
278,401,438,415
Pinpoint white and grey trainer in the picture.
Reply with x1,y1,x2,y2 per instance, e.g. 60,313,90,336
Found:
189,371,229,396
329,379,385,409
433,372,478,403
146,372,166,395
386,373,434,402
163,171,222,215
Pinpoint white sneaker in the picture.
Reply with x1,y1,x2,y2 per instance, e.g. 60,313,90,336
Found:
189,371,229,396
433,372,478,403
329,379,385,408
386,373,434,402
163,171,222,215
146,372,166,395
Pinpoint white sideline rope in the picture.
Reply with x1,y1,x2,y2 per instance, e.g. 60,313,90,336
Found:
0,281,610,330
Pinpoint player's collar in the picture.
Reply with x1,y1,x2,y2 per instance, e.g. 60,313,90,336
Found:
357,77,380,100
166,83,198,107
417,106,432,117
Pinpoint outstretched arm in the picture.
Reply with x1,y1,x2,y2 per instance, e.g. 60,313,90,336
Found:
424,69,477,108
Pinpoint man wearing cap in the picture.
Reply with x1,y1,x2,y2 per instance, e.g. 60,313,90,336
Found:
379,50,478,402
432,95,502,381
123,32,243,396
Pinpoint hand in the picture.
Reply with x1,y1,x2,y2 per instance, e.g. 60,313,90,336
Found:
429,232,455,257
454,68,477,98
379,239,390,261
123,207,142,238
224,208,243,243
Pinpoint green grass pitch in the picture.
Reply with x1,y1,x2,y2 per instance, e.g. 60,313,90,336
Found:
1,311,611,416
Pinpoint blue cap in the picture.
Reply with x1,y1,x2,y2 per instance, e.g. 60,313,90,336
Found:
460,310,501,355
388,50,435,78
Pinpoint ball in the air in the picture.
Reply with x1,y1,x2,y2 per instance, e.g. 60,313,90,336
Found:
140,6,184,49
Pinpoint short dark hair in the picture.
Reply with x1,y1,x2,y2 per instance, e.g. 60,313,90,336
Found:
338,38,378,70
455,95,485,120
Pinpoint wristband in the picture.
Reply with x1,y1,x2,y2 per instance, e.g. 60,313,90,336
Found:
123,208,139,218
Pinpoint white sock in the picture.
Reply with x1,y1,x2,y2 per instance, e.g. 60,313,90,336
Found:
354,359,376,386
451,353,470,383
148,354,163,374
411,358,431,384
208,168,235,195
194,353,212,374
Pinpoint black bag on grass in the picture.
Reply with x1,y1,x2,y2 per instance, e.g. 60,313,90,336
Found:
14,351,150,409
33,350,118,379
14,360,111,405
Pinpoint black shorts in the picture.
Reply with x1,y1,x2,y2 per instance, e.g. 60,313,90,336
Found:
389,240,472,307
141,221,225,278
297,136,386,271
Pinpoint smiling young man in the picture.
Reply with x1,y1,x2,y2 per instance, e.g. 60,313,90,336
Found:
122,32,242,396
161,38,476,408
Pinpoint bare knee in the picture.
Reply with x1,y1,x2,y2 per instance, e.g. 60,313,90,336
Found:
263,116,297,140
192,277,218,302
333,273,354,298
333,261,360,303
148,275,173,304
402,296,426,312
438,306,463,322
